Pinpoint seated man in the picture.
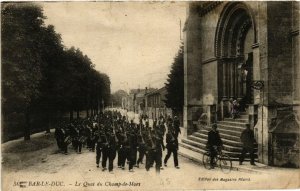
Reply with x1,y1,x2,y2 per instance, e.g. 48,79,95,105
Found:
206,124,223,169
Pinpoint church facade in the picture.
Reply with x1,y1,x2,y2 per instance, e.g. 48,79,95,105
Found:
182,2,299,167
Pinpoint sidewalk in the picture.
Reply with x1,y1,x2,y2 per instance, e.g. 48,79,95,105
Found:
2,129,55,148
177,127,274,174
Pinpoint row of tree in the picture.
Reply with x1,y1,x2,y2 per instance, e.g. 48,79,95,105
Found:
2,3,111,141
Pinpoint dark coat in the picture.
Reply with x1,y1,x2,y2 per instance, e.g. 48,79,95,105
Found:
166,132,178,150
173,119,181,134
240,128,255,149
207,130,223,148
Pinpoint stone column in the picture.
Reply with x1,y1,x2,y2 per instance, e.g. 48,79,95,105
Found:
234,62,239,98
220,99,224,120
183,4,203,137
252,43,260,105
226,62,230,98
222,61,227,98
207,105,211,126
230,62,235,98
247,104,257,129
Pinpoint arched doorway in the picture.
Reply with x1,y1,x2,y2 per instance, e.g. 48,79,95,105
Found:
215,2,257,111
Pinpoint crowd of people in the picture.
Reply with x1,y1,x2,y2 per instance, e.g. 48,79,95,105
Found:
55,110,181,174
55,107,256,173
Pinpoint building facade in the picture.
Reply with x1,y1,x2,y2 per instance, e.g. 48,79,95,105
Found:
183,2,299,167
125,88,156,114
145,87,172,119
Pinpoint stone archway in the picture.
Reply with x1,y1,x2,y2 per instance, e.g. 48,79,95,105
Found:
215,2,257,110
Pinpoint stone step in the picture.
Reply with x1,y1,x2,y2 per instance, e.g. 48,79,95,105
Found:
179,142,206,154
193,132,208,139
182,138,241,153
218,128,242,137
188,135,206,144
182,138,206,150
218,121,249,128
199,128,240,137
218,124,246,132
224,118,249,123
225,112,248,117
199,128,241,140
189,135,243,148
193,130,258,147
198,130,241,142
219,132,241,142
195,131,258,149
234,115,249,120
179,141,257,161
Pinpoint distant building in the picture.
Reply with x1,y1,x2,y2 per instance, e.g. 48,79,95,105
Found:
121,96,129,110
145,87,172,119
126,88,156,114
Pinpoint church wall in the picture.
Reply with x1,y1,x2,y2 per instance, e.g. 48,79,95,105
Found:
292,2,300,104
202,61,218,105
267,2,293,105
183,4,203,136
185,4,203,105
200,4,225,62
254,2,270,164
199,4,224,105
254,2,299,166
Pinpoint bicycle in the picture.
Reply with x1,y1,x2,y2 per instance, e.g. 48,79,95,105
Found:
202,146,232,173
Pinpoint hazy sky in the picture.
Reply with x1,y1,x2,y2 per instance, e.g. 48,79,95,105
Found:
41,2,186,93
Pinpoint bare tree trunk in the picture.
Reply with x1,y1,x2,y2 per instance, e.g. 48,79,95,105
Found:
91,104,93,117
77,109,80,119
24,109,31,141
86,108,89,118
70,109,73,121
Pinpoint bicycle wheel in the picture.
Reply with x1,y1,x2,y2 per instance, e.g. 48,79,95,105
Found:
219,154,232,173
202,152,211,169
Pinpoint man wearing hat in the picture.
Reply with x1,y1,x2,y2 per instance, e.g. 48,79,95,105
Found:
128,127,138,171
206,124,223,169
104,129,117,173
136,124,146,167
145,129,165,174
239,125,256,165
95,124,104,168
173,116,181,138
164,125,179,169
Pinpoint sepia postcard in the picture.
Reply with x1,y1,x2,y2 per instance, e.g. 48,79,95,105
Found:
1,1,300,191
